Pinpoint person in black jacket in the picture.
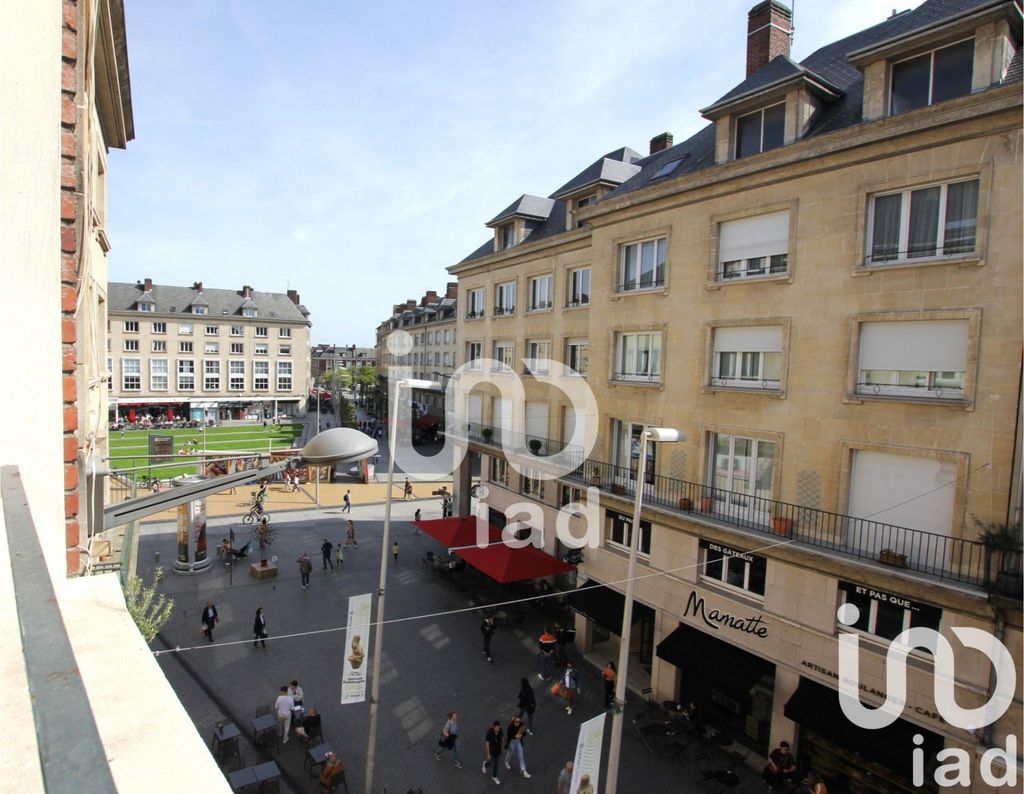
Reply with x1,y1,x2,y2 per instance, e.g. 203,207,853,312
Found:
252,607,268,649
482,721,503,783
516,677,536,734
481,614,496,662
201,601,218,642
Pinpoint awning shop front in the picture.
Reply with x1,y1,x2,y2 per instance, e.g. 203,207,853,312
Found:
656,621,774,702
453,542,574,584
784,677,944,781
564,580,655,634
413,516,503,548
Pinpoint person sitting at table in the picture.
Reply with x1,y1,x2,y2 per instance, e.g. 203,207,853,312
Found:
320,751,344,791
294,707,321,745
798,770,828,794
762,740,798,789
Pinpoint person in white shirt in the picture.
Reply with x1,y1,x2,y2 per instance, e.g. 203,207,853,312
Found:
288,680,304,706
274,686,295,743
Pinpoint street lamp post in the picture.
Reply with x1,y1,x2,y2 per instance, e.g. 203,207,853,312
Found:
363,378,439,794
604,427,682,793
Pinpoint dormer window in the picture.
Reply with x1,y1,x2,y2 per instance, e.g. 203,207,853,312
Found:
243,307,257,318
192,305,207,315
736,103,785,158
501,224,517,250
137,300,155,313
890,39,973,115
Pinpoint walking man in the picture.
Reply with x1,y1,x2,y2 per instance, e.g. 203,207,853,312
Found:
201,601,218,642
274,686,294,743
321,538,334,570
517,678,536,734
557,761,575,794
342,489,352,512
562,661,580,716
298,552,312,588
482,720,503,785
403,478,413,500
392,541,399,562
252,607,268,649
480,614,496,663
433,710,463,767
537,627,556,681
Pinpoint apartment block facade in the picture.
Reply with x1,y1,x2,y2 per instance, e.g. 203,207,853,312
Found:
107,280,312,422
311,343,377,382
447,2,1023,791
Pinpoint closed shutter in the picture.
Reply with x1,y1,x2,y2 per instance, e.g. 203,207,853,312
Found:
859,320,968,371
713,326,783,352
719,211,789,263
468,394,482,428
526,402,548,442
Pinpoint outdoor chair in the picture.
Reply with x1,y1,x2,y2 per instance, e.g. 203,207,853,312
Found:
421,550,435,570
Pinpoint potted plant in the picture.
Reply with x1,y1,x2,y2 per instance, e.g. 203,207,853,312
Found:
679,497,693,511
976,518,1023,597
528,439,542,455
590,467,601,487
700,494,714,512
481,427,494,443
772,515,795,536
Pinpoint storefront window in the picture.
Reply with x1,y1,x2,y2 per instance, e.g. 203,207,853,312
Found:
838,581,941,644
607,509,651,555
700,539,767,597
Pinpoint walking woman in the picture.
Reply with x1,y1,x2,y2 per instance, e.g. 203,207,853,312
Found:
517,677,536,734
433,711,463,767
252,607,268,649
602,661,617,708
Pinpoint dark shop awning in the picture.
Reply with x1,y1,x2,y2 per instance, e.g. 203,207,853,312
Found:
564,581,655,633
414,516,502,549
656,622,774,702
454,543,574,584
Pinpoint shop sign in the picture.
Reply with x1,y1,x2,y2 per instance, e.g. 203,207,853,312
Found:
682,590,768,638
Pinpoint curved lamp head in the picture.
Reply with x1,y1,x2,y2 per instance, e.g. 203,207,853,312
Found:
399,378,441,391
644,428,684,443
300,427,379,465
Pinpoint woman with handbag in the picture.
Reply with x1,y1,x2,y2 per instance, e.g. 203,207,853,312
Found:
433,711,462,767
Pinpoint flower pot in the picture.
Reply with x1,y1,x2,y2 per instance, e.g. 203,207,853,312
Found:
879,548,908,568
700,496,714,513
995,571,1023,598
772,517,794,536
260,559,268,568
679,497,693,512
528,440,542,455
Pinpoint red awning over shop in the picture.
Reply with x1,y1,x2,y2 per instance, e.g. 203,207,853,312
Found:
414,516,501,548
415,415,439,428
454,543,574,584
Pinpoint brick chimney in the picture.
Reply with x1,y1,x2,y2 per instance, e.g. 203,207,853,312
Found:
422,290,438,306
650,132,674,154
406,300,416,310
143,277,152,291
287,289,300,305
446,281,458,299
746,0,792,78
192,281,203,292
242,285,252,298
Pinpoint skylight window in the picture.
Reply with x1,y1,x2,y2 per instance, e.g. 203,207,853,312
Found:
653,158,684,179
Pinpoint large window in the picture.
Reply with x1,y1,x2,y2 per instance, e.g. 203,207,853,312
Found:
718,211,789,280
699,539,766,597
712,326,783,389
177,359,195,391
614,332,661,382
528,275,553,311
866,178,979,264
122,358,141,391
566,338,589,377
150,359,168,391
203,360,220,390
204,342,219,354
567,267,591,306
493,341,514,372
467,288,485,318
618,237,666,292
228,360,245,391
277,361,293,391
253,361,269,390
466,342,482,370
255,343,268,356
708,432,776,524
494,282,516,316
839,581,941,643
607,509,651,555
178,324,193,335
613,420,657,485
857,319,967,400
525,340,550,374
890,39,973,115
735,103,785,158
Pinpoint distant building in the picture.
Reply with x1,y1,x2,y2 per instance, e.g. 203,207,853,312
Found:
311,343,377,382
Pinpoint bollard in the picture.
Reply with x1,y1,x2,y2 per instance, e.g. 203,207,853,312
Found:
154,550,161,564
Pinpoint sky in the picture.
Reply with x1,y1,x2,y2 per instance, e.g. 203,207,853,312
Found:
108,0,920,347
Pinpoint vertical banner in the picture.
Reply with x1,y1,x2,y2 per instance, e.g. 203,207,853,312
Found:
340,593,372,705
570,712,606,794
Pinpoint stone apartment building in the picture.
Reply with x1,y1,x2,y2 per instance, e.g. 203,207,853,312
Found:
107,279,313,423
311,343,377,382
446,1,1023,791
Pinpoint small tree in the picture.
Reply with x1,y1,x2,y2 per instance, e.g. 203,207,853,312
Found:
124,567,174,643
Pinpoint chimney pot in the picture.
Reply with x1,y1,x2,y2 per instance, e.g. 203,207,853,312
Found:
287,289,300,305
143,277,152,291
193,281,203,293
746,0,792,78
242,285,252,298
446,281,458,299
649,132,674,155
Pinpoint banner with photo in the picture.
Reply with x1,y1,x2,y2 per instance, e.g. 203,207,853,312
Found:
570,712,606,793
340,592,372,704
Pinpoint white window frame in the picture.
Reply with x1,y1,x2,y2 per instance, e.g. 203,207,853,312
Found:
123,339,139,352
467,289,485,318
137,301,154,313
567,267,591,307
230,342,244,355
121,358,141,391
205,324,218,336
521,467,545,499
528,275,553,311
255,326,268,338
204,342,219,354
466,342,482,370
203,359,221,391
699,540,767,598
607,511,651,557
150,359,168,391
493,341,514,373
254,343,268,356
279,345,292,356
152,322,166,334
279,327,291,338
228,360,245,391
177,359,195,391
734,103,785,159
717,211,790,281
193,305,208,315
525,340,550,375
566,338,589,377
711,326,784,390
243,307,257,318
494,282,516,316
613,332,662,382
230,325,244,336
618,237,666,293
124,321,138,333
152,340,167,353
178,323,193,336
253,360,270,391
277,361,293,391
889,38,974,115
179,341,193,354
855,319,968,401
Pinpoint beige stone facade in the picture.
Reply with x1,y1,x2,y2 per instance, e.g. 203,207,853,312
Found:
447,3,1022,790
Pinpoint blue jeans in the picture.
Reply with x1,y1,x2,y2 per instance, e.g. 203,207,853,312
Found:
539,651,553,680
507,738,527,772
439,735,460,764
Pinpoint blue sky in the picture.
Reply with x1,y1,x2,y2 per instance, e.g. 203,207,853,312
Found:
108,0,918,347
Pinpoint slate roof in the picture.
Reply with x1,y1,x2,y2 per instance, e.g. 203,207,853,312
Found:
108,282,311,322
702,55,835,113
486,195,556,226
552,147,643,198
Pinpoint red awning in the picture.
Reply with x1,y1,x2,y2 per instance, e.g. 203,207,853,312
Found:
414,516,503,548
415,415,439,428
454,543,574,584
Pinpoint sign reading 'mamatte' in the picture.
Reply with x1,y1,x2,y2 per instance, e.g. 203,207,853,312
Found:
683,590,769,638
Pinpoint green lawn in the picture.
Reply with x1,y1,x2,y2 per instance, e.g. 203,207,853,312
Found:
108,423,302,482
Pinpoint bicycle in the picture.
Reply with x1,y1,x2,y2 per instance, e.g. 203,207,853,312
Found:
242,506,270,525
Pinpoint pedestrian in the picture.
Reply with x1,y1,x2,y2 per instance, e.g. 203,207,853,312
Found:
433,710,463,767
274,686,294,743
403,478,413,500
480,614,496,663
263,418,268,430
346,519,357,546
253,607,268,649
482,720,503,785
321,538,334,570
200,601,218,642
288,679,305,706
392,541,399,562
414,508,421,526
562,661,580,715
336,541,345,568
298,552,312,588
517,677,536,734
603,661,617,708
442,496,452,518
342,489,352,512
504,718,531,778
557,761,574,794
537,627,556,681
554,622,573,667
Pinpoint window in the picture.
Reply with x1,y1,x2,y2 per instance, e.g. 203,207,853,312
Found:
566,338,589,377
255,326,268,338
179,341,193,354
279,328,291,338
494,282,516,316
708,432,776,524
613,421,657,485
203,360,220,390
718,211,789,280
137,301,154,313
253,361,269,390
230,325,243,336
857,319,967,400
735,103,785,158
279,345,291,356
467,289,485,318
890,39,973,115
230,342,243,355
255,343,268,356
243,307,257,318
528,275,553,311
521,467,545,499
699,539,766,597
124,321,138,333
607,509,651,556
567,267,590,306
193,305,207,315
152,322,166,334
614,332,662,381
228,360,245,391
277,361,293,391
712,326,783,389
839,581,941,644
444,330,451,344
559,484,586,508
204,342,219,354
493,341,514,372
501,223,517,250
177,359,195,391
123,339,139,352
121,358,141,391
525,340,550,374
576,193,597,209
205,324,218,335
866,178,979,264
152,340,167,353
150,359,168,391
489,457,509,487
618,237,666,292
466,342,483,370
179,324,193,335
